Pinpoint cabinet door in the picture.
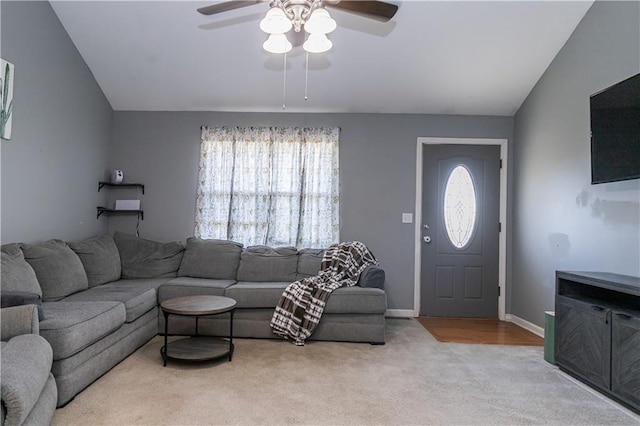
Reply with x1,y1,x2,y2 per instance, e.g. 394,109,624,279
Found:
555,295,611,390
611,311,640,411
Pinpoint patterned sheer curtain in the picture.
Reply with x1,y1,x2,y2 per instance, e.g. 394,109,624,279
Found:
195,126,339,248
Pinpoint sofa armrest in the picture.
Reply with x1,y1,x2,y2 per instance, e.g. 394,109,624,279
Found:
357,266,385,289
1,305,39,341
1,334,53,425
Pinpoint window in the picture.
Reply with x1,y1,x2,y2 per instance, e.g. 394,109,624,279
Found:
195,126,339,248
443,164,477,249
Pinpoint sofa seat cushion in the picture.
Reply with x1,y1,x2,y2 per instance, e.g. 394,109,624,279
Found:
0,334,53,426
225,282,290,308
226,283,387,313
158,277,236,302
324,287,387,314
39,302,125,360
61,282,159,323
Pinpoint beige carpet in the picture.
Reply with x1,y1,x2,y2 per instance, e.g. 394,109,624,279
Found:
52,319,638,425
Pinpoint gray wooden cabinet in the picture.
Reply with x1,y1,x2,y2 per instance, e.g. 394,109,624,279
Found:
611,309,640,410
555,271,640,414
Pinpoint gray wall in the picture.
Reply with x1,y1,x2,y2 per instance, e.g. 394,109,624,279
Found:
111,112,513,311
0,1,113,243
512,1,640,326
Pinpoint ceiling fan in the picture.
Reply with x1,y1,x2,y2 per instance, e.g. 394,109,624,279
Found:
197,1,398,107
197,1,399,53
197,1,398,23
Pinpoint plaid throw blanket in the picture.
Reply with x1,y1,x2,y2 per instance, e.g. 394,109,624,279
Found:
270,241,378,346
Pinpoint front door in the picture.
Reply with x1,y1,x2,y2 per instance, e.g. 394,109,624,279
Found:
420,144,500,318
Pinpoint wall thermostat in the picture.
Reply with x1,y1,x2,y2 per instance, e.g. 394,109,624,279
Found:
111,169,124,184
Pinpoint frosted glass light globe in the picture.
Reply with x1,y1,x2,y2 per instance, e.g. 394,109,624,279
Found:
303,33,332,53
263,34,292,54
260,7,293,34
304,8,336,34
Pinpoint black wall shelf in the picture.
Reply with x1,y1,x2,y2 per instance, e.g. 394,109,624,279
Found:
96,207,144,220
97,180,145,222
98,181,145,194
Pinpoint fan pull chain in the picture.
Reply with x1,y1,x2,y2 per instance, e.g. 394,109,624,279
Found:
282,51,287,110
304,51,309,101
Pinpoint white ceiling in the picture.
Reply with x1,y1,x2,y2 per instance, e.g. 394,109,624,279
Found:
50,0,594,115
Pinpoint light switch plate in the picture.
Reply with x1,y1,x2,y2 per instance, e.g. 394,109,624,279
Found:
402,213,413,223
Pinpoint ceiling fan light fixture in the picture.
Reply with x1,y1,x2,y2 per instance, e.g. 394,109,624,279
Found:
259,7,292,34
263,33,293,54
303,33,332,53
304,8,337,34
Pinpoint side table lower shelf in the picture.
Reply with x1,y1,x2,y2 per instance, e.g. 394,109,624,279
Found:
161,337,234,362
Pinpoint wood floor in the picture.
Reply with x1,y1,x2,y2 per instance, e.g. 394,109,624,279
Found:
417,317,544,346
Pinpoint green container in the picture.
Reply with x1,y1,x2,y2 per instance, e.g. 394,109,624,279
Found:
544,311,555,365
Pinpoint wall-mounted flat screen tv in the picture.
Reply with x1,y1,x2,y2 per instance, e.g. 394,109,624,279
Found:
590,72,640,184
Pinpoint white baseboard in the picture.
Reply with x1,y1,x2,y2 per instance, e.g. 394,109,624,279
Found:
506,314,544,338
385,309,414,318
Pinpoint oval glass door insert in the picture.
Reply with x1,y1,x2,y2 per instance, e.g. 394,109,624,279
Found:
443,164,477,249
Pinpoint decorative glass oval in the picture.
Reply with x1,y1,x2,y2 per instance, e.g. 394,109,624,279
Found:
443,165,477,249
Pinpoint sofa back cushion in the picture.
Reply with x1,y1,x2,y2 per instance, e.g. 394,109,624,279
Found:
114,232,184,279
297,248,324,278
21,239,88,301
68,234,121,287
1,243,42,296
237,246,298,282
178,237,243,279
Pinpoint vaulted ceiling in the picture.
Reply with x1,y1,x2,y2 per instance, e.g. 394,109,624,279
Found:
50,1,594,115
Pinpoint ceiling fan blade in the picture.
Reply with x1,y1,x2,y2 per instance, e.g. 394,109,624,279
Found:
197,1,265,16
326,1,398,22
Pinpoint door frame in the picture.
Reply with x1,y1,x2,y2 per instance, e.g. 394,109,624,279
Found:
414,137,508,320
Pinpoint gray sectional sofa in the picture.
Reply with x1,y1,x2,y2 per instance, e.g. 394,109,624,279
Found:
1,232,386,412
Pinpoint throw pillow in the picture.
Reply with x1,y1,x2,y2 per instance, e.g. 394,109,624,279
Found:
0,290,45,321
357,266,386,289
114,232,184,279
21,239,89,302
68,234,121,287
178,237,243,279
1,243,42,297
